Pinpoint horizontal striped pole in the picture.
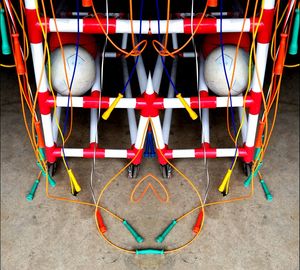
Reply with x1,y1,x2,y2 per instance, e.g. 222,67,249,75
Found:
44,95,254,110
50,146,247,159
33,17,263,35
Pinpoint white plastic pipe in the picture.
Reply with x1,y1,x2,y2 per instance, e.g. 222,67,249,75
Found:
162,33,178,144
90,52,101,144
122,34,138,145
199,52,210,144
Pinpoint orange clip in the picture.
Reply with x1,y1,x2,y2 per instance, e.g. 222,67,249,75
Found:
254,120,265,148
12,33,25,75
193,209,204,233
96,209,107,233
274,33,288,75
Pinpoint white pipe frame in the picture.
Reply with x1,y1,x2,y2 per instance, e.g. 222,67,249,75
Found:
24,0,275,162
121,33,138,145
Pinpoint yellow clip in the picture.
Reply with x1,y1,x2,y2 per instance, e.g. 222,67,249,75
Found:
68,169,81,194
218,169,232,194
176,93,198,120
102,93,123,120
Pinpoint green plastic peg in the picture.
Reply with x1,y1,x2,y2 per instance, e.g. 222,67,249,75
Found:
260,179,273,201
136,249,164,255
123,220,144,243
155,220,177,243
288,9,299,55
244,162,263,187
0,8,11,55
26,179,40,201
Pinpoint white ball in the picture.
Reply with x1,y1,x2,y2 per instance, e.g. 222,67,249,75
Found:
204,45,249,96
51,45,96,96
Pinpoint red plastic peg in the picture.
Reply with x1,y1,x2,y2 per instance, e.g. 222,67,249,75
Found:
193,209,204,233
12,33,25,75
96,209,107,233
274,33,288,76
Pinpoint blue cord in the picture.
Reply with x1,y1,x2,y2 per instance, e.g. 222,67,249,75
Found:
120,0,144,95
155,0,179,95
219,0,239,168
61,0,81,168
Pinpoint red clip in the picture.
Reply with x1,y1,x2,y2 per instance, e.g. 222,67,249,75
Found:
96,209,107,233
34,121,45,148
193,209,204,233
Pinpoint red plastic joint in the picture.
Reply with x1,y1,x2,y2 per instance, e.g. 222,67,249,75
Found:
156,146,168,165
83,148,105,158
25,9,45,44
140,93,160,117
257,9,275,44
83,96,109,109
184,18,217,34
195,145,217,158
248,90,262,115
83,18,116,34
243,144,255,163
38,91,51,115
89,142,98,149
190,96,217,109
129,147,144,165
45,145,56,163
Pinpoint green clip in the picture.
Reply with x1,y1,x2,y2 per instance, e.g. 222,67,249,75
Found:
244,162,263,187
123,220,144,243
36,162,56,187
26,179,40,201
136,249,164,255
0,8,11,55
155,220,177,243
260,179,273,201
